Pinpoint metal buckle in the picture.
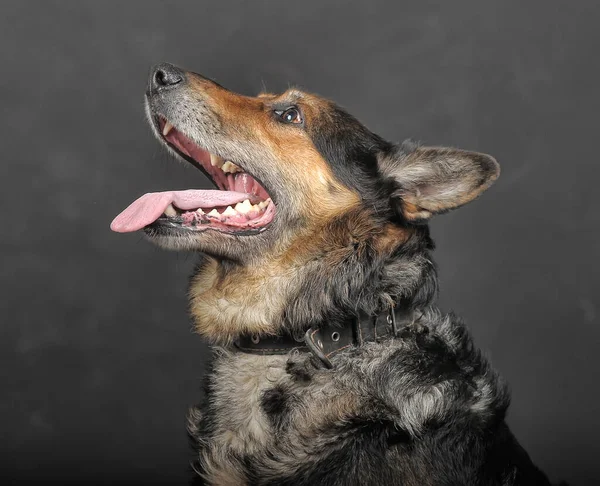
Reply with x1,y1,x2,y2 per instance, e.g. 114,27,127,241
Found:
389,306,399,336
304,328,333,369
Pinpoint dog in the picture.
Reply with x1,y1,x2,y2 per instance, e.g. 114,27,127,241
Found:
111,63,554,485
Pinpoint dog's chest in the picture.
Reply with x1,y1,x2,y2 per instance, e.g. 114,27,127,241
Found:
208,353,290,451
203,351,359,456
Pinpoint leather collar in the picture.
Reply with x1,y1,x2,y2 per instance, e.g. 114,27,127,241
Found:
234,306,417,368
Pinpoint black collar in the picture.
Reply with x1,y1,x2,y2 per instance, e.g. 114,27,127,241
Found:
234,306,416,369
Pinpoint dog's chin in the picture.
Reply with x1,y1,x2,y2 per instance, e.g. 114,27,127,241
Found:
143,231,201,252
142,222,271,261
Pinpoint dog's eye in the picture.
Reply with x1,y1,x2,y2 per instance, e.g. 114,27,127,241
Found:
277,107,303,125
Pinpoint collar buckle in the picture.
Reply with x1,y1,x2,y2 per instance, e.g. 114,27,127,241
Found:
304,328,334,369
388,305,399,336
234,305,416,367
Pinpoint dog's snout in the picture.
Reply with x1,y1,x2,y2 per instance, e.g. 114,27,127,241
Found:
148,63,184,94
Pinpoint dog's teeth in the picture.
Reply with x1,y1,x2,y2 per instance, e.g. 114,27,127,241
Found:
208,209,220,217
164,204,177,217
235,199,252,214
210,154,224,167
222,206,237,217
221,160,242,174
257,198,272,210
196,208,205,215
162,121,174,137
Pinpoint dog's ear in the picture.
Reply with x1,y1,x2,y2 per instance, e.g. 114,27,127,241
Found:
379,141,500,221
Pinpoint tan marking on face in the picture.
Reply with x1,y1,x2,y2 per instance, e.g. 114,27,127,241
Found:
186,78,359,219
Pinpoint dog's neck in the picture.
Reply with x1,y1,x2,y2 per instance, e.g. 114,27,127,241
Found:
233,304,420,367
187,210,436,344
188,255,303,344
188,243,435,345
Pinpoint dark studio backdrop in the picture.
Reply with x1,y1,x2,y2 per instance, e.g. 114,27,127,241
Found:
1,1,599,484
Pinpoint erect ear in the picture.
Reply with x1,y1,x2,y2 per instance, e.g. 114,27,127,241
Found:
379,142,500,221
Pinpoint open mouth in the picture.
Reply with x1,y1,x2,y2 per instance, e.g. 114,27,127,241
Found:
110,118,275,235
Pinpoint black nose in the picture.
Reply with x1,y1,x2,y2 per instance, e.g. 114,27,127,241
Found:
148,63,184,94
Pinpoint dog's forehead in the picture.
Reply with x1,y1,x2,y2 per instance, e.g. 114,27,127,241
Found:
257,88,328,108
257,88,301,100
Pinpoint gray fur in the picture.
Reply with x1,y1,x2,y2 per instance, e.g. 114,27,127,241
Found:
188,309,547,485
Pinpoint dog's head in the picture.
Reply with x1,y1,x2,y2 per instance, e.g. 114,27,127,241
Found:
111,64,499,341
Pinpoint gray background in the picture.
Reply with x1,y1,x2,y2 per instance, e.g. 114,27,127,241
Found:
1,0,599,484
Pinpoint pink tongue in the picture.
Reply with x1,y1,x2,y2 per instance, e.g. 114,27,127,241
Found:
110,189,252,233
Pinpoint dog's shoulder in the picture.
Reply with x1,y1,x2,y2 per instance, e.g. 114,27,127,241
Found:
331,309,510,434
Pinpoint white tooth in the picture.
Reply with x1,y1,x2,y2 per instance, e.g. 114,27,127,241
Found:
235,199,252,214
164,204,177,217
222,205,237,217
258,201,266,209
162,121,173,137
208,209,220,217
210,154,223,167
196,208,205,215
